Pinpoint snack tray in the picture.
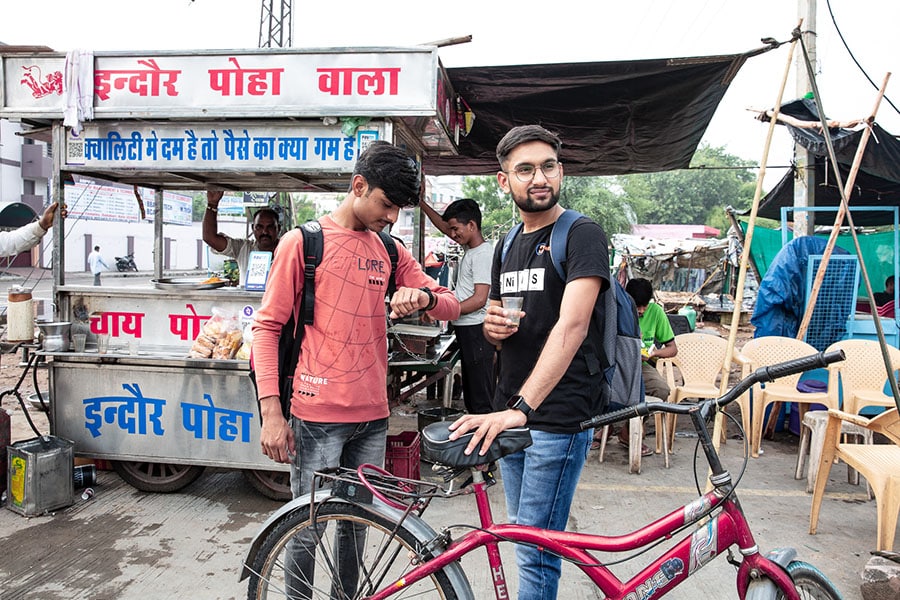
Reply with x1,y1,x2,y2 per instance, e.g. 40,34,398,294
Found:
151,277,228,290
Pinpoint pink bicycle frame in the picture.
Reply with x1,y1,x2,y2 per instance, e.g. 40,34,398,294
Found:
366,480,799,600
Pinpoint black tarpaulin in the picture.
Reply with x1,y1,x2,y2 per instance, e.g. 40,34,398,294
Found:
423,51,758,177
755,98,900,226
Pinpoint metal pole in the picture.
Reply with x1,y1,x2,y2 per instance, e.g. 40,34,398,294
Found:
793,0,817,237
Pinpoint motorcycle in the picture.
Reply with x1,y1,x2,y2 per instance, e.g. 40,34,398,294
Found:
115,254,138,272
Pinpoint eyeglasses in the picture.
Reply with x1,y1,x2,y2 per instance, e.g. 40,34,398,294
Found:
507,160,561,182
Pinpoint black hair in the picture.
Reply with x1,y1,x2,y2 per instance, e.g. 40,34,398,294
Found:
352,141,420,208
495,125,562,170
441,198,482,230
253,207,280,227
625,277,654,307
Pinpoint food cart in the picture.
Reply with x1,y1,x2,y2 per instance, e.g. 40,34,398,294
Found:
0,46,467,499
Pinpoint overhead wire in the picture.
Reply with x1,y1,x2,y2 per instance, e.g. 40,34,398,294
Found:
825,0,900,119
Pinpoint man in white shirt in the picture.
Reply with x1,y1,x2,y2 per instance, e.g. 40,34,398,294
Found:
422,198,495,414
87,245,109,286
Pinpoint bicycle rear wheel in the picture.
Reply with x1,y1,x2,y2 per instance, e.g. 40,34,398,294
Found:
246,500,459,599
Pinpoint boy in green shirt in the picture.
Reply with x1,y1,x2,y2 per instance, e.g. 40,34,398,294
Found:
620,278,678,453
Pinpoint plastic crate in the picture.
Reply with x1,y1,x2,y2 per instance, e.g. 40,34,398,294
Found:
385,431,420,480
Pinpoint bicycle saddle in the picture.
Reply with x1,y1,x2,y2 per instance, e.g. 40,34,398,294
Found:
420,421,532,468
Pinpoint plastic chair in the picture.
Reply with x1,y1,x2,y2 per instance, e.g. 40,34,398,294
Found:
656,332,747,453
809,408,900,551
597,395,669,474
738,336,836,458
830,339,900,417
796,339,900,493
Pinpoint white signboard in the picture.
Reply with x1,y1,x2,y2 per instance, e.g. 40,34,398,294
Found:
1,48,438,119
65,121,384,171
66,181,192,224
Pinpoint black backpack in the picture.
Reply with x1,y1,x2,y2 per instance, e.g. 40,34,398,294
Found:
500,209,644,407
249,221,398,419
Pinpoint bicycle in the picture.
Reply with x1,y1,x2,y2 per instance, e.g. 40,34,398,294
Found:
241,350,846,600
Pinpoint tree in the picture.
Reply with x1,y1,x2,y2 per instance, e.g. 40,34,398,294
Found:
615,144,756,230
561,177,635,236
460,176,516,241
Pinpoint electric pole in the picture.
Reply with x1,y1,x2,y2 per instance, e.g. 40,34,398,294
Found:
794,0,817,236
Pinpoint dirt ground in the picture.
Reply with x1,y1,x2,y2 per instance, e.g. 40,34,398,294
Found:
1,349,52,446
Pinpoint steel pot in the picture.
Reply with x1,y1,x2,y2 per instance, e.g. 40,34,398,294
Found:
36,321,71,352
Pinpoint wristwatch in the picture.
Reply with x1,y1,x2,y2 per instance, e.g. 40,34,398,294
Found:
506,395,533,418
419,287,437,311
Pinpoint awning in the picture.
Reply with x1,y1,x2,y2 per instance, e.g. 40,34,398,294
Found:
754,98,900,226
425,49,763,177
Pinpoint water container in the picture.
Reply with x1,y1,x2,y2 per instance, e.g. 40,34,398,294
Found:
7,286,34,342
677,305,697,331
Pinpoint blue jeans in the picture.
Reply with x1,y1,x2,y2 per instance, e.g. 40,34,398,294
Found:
500,428,592,600
286,418,388,599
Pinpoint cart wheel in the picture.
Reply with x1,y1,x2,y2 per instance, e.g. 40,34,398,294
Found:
243,469,292,501
111,460,205,493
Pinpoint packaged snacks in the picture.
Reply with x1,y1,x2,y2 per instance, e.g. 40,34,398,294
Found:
189,307,242,359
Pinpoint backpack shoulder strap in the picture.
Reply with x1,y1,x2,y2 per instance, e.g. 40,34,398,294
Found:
377,230,399,297
300,221,323,326
548,209,584,281
500,221,525,265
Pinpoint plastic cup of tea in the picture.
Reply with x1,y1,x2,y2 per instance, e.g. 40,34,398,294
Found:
97,334,110,354
72,333,87,353
501,296,524,326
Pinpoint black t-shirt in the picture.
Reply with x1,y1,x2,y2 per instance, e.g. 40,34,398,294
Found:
490,216,610,433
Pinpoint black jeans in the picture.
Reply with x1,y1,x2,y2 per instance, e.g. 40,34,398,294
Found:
453,323,496,415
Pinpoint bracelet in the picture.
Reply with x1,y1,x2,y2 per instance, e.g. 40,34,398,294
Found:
420,287,437,311
206,205,218,213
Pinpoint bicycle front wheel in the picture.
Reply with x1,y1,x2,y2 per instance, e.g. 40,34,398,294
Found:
747,560,843,600
778,561,843,600
246,500,459,600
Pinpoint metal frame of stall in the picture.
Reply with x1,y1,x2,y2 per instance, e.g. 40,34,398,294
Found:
0,46,465,498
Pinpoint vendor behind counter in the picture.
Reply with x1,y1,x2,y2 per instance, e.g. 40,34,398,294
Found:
202,190,281,287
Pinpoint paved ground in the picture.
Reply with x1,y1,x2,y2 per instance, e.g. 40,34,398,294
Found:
0,391,885,599
0,268,887,598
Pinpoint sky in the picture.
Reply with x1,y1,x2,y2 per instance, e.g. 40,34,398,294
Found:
2,0,898,191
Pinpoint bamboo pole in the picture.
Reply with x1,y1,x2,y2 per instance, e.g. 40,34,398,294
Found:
795,76,889,342
709,27,801,453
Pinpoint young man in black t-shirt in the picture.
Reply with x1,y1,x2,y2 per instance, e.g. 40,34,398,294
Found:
449,125,610,600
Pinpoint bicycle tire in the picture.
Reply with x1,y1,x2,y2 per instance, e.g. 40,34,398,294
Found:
746,560,843,600
246,500,460,600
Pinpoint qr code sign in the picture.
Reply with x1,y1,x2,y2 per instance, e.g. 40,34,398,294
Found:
66,139,85,165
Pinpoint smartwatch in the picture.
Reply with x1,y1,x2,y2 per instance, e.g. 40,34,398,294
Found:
506,395,534,418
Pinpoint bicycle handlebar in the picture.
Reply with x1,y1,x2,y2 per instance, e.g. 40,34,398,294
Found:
580,349,845,430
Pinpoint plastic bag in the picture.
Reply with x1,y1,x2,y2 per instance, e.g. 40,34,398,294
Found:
189,307,242,359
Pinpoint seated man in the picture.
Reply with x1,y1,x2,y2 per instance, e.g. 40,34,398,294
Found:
873,275,895,307
622,278,678,452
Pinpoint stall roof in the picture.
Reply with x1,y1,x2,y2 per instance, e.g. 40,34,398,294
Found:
5,45,769,189
754,98,900,227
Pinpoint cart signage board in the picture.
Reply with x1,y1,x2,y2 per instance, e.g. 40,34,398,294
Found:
1,48,438,119
65,120,384,171
50,360,278,470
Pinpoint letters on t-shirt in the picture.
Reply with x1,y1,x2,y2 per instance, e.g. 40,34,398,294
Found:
501,268,546,294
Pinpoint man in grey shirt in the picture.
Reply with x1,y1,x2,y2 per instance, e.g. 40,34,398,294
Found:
422,198,495,414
